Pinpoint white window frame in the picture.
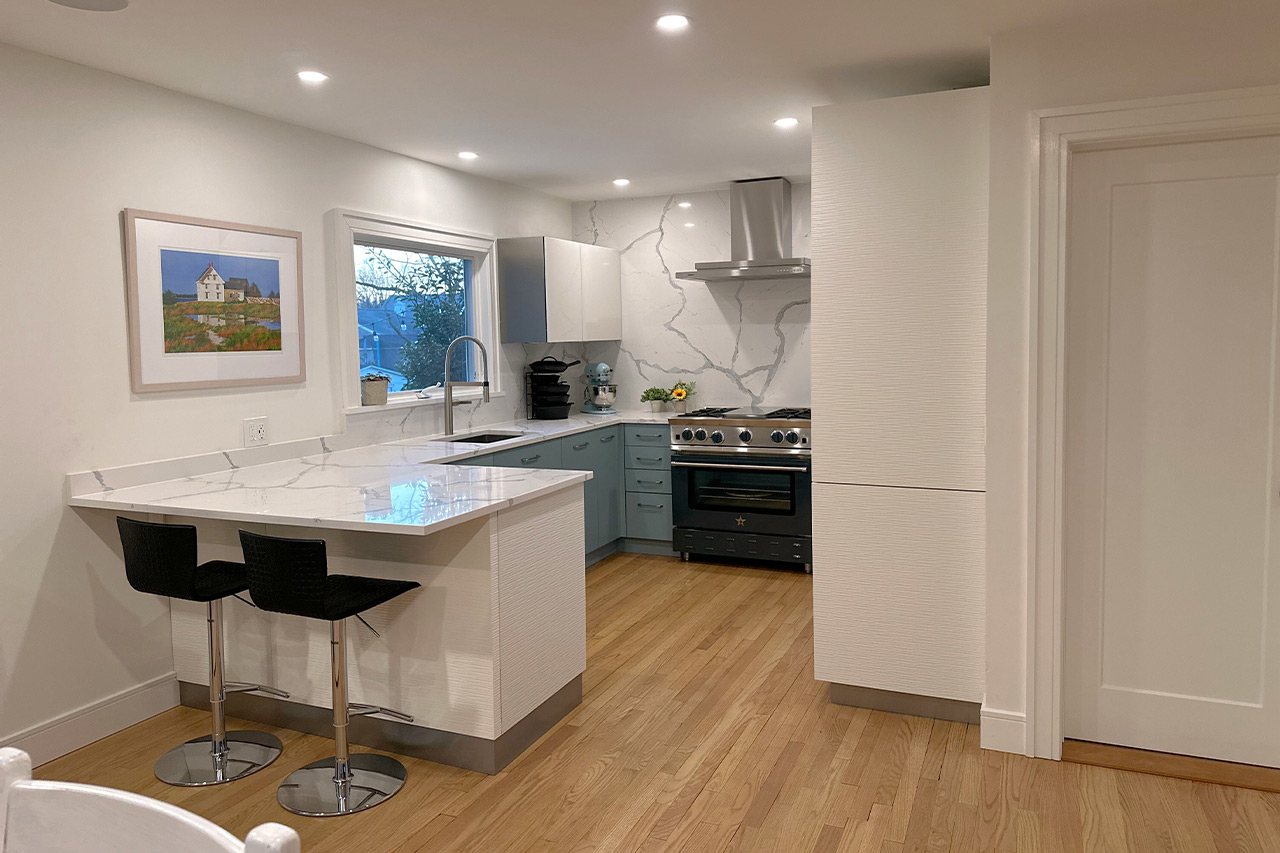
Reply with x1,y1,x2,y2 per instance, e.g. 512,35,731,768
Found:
329,209,502,415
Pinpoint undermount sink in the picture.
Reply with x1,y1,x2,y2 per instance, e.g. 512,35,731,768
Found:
436,431,526,444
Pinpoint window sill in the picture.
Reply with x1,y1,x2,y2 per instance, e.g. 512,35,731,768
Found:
343,388,504,418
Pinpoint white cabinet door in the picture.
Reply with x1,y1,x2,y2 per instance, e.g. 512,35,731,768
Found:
542,237,583,343
811,87,988,491
1064,134,1280,766
579,243,621,341
812,482,985,703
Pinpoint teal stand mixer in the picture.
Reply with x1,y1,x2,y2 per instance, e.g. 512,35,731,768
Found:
582,362,618,414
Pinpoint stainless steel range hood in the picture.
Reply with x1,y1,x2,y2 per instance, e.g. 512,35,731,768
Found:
675,177,811,282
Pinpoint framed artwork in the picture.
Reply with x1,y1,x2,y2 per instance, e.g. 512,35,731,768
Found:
122,209,305,393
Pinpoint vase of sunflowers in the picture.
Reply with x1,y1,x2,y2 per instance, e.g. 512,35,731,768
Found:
670,380,695,413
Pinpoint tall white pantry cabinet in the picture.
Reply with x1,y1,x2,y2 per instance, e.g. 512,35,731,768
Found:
811,87,988,712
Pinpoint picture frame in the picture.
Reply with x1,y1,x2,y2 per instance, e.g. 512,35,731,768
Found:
122,209,305,393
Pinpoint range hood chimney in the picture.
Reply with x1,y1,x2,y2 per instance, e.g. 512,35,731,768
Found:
675,177,810,282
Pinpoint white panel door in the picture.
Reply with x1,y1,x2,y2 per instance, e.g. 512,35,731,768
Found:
1064,134,1280,765
542,237,583,342
579,243,621,341
812,482,985,703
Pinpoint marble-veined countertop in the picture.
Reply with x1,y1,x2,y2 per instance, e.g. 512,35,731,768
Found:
66,411,679,536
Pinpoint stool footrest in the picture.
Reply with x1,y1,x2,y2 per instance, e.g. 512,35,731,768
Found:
225,681,290,699
349,703,413,723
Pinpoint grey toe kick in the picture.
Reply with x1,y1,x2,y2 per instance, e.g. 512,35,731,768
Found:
179,675,583,775
828,682,980,726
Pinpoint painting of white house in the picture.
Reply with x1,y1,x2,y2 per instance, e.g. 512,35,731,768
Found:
159,249,283,353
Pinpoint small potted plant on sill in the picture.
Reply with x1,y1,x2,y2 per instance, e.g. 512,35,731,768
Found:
670,380,695,413
361,373,391,406
641,386,672,412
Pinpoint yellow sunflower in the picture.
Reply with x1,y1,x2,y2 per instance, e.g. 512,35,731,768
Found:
671,387,688,401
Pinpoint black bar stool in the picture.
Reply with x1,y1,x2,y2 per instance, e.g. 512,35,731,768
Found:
116,517,289,787
238,529,420,817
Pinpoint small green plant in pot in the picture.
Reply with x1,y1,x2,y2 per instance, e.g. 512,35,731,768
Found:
361,374,391,406
641,386,672,412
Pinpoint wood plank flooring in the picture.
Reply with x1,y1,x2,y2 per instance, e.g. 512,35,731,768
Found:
37,553,1280,851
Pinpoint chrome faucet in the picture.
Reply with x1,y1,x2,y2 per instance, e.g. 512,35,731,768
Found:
443,335,490,436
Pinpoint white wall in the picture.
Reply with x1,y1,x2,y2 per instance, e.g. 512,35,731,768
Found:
569,187,810,408
986,2,1280,745
0,42,571,762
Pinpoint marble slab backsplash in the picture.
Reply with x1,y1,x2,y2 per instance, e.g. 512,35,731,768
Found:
572,185,811,409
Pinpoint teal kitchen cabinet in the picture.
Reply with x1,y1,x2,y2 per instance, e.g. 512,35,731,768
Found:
490,439,563,470
448,454,494,466
623,422,674,550
562,426,623,554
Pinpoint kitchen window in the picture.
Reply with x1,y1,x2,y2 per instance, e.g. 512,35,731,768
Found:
354,243,474,392
331,210,499,411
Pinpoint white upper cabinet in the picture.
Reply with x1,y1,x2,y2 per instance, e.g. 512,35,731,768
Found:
498,237,621,343
580,243,622,342
811,87,989,491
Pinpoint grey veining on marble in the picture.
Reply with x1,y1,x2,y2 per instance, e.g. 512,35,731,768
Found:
67,412,676,535
572,186,811,409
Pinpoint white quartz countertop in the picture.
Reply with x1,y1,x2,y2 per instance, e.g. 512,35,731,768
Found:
67,411,677,537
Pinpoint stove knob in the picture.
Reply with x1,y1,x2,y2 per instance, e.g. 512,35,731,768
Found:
680,428,694,441
785,430,800,445
739,429,753,443
694,428,708,441
770,430,785,443
711,431,724,444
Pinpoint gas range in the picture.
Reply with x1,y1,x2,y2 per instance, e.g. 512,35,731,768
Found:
669,406,811,454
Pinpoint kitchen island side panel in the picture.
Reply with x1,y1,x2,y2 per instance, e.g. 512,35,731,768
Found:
495,486,587,733
170,514,502,740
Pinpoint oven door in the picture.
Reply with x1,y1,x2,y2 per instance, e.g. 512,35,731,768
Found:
671,451,812,537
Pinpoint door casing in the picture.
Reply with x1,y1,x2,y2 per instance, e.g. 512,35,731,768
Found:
1022,84,1280,761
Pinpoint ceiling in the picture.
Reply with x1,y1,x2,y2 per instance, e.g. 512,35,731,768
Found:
2,0,1142,200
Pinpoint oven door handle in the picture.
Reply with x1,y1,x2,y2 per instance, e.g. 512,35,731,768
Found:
671,461,809,473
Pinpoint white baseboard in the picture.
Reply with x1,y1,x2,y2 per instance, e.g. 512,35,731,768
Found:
0,673,179,767
980,705,1028,755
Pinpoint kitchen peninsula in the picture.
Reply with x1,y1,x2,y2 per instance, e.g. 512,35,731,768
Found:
64,418,659,774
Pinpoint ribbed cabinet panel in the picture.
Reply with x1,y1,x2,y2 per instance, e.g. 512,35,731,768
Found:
812,483,985,702
811,87,989,491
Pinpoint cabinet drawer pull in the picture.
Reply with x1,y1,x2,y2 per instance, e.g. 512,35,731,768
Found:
635,456,663,462
573,442,590,450
636,478,665,485
600,434,616,443
521,454,542,464
633,432,663,440
636,501,665,509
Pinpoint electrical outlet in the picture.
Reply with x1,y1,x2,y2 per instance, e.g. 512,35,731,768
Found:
243,417,269,448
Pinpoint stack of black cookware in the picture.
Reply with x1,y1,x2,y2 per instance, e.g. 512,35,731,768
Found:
527,356,580,419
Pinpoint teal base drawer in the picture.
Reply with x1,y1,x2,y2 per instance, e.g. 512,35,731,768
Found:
625,445,671,470
625,469,672,494
449,454,494,466
625,493,673,541
624,425,671,447
491,440,563,469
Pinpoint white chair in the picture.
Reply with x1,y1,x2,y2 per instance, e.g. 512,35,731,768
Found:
0,748,299,853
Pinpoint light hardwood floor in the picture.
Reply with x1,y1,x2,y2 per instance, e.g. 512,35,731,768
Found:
38,554,1280,851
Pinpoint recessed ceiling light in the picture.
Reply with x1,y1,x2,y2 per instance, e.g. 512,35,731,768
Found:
678,202,692,209
773,117,800,129
655,14,690,32
683,223,696,228
47,0,128,10
297,70,329,84
613,178,631,187
458,151,479,160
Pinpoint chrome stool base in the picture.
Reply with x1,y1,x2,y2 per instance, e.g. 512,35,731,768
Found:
154,730,283,787
276,753,408,817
